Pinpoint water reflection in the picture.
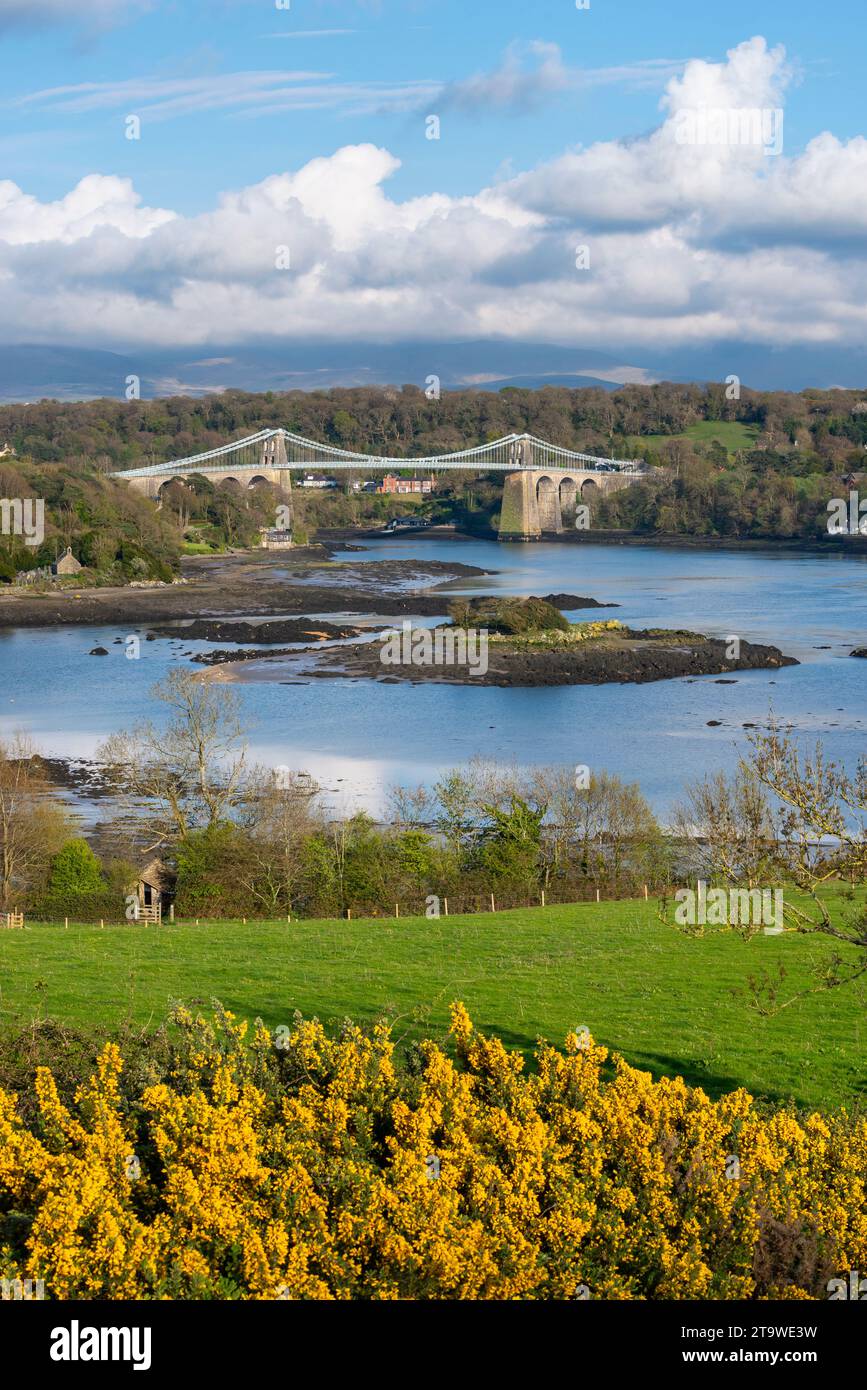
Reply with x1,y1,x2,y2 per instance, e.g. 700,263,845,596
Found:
1,538,864,816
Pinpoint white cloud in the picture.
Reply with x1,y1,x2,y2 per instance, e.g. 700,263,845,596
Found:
0,174,173,245
438,41,684,112
14,70,442,122
14,43,681,123
507,37,799,229
501,38,867,265
3,38,867,357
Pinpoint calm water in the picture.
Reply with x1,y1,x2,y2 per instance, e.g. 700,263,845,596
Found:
1,537,865,817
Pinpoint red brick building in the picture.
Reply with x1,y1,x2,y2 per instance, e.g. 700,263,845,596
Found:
377,474,435,495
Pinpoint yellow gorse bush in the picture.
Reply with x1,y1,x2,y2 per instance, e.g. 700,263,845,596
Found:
0,1004,864,1300
569,619,625,640
491,619,625,649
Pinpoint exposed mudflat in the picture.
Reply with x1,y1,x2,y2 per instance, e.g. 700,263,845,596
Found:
152,617,364,644
0,548,614,630
0,551,489,628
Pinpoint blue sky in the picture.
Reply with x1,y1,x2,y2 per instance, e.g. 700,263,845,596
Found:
2,0,859,210
1,0,866,378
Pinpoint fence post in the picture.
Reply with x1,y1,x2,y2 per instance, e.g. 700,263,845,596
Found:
64,917,68,930
541,890,546,907
169,903,175,922
100,919,104,929
347,908,352,921
490,893,495,912
644,884,648,900
444,897,449,916
395,903,399,918
596,889,600,903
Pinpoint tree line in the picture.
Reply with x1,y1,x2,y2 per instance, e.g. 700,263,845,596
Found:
3,382,865,566
2,381,867,471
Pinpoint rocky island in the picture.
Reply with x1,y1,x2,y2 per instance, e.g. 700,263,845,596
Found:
198,595,799,688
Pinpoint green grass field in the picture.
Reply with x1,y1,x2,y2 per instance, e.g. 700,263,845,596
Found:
626,421,761,455
1,898,864,1110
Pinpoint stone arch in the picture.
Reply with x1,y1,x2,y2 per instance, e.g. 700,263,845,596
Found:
247,475,271,489
559,476,578,521
581,477,599,499
536,475,561,531
218,476,242,491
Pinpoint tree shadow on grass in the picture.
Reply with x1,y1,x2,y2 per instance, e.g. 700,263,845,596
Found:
441,1020,823,1109
216,1000,849,1111
614,1049,815,1109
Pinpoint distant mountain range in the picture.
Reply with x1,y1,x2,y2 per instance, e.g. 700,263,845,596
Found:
1,340,867,404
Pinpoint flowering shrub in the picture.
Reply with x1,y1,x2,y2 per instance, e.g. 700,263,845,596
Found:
492,618,625,649
570,618,625,640
0,1004,864,1300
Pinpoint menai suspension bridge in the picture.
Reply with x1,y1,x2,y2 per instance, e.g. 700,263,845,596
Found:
112,428,648,540
113,427,645,478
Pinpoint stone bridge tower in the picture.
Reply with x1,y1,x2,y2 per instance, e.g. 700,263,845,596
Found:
260,432,293,529
498,466,636,540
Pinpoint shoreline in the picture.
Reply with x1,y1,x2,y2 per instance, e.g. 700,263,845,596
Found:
2,528,865,633
323,524,867,555
0,552,495,630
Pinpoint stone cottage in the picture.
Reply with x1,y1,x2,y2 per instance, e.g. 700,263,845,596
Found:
52,547,82,577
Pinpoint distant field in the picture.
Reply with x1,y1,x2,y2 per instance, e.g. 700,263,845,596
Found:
1,896,864,1110
626,421,761,454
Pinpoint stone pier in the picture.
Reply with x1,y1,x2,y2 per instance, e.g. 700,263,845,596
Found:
498,468,636,540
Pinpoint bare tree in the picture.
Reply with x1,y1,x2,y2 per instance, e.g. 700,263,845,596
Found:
0,736,72,908
98,670,249,852
672,765,777,889
532,765,661,891
238,768,323,912
387,783,432,832
747,726,866,969
670,722,867,1004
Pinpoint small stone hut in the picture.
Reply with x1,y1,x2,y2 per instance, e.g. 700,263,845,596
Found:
52,547,82,577
135,858,176,917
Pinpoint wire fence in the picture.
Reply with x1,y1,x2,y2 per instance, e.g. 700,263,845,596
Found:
19,885,655,929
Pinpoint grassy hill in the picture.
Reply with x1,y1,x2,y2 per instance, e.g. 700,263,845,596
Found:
626,421,761,455
2,896,864,1111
